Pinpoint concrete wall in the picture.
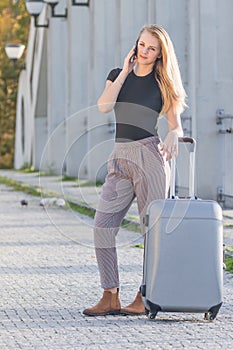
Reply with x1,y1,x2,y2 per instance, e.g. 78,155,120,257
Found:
14,0,233,204
193,0,233,201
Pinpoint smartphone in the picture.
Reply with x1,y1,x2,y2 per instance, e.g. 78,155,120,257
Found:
130,39,138,63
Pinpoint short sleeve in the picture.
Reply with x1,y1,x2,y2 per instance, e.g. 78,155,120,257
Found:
106,68,122,82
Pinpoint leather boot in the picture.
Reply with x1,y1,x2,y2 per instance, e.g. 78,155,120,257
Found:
83,290,121,316
121,292,146,316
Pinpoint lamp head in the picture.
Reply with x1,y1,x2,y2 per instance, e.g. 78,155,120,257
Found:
5,43,26,60
43,0,59,4
25,0,45,16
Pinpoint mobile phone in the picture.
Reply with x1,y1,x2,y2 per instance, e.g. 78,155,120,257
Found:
130,39,138,63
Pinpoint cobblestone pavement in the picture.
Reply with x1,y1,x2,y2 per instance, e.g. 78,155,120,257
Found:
0,179,233,349
0,169,233,248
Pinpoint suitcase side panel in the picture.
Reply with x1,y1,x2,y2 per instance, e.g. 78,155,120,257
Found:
143,200,223,313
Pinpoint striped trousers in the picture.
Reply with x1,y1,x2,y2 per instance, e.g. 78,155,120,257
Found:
94,136,170,289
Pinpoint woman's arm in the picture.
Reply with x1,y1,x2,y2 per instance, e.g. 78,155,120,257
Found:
97,46,137,113
161,106,184,160
97,71,128,113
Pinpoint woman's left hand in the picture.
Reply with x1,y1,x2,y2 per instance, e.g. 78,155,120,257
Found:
160,130,179,161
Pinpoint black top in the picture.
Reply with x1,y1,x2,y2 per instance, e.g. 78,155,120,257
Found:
107,68,163,142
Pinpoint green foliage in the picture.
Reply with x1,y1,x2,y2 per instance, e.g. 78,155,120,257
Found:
61,176,103,187
132,243,144,249
0,175,43,197
225,257,233,274
0,174,140,233
19,163,37,173
0,0,30,168
61,176,79,182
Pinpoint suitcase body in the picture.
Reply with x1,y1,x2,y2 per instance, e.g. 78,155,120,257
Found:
141,138,223,320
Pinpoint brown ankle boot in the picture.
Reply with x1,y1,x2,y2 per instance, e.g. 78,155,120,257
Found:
121,292,146,316
83,290,121,316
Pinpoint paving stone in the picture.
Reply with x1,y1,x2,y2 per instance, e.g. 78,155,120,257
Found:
0,178,233,349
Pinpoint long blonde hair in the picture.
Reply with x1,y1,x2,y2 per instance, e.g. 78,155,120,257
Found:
139,25,187,115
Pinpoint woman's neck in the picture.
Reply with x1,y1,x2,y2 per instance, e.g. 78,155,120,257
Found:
134,63,154,76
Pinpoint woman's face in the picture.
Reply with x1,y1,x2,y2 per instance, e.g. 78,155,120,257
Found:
137,30,161,66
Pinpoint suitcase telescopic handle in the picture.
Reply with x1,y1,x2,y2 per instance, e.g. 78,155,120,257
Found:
170,137,196,198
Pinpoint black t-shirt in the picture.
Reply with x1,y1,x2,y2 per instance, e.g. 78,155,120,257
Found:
107,68,163,142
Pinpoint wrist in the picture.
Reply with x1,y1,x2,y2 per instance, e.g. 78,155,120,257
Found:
169,129,182,137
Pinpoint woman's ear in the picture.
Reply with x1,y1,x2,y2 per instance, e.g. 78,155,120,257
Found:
157,50,162,59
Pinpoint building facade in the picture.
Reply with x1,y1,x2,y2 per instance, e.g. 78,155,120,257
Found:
15,0,233,206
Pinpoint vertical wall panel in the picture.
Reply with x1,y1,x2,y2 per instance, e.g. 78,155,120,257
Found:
15,0,233,203
65,2,89,177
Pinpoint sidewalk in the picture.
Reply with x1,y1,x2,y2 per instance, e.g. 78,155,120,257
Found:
1,169,233,248
0,169,233,349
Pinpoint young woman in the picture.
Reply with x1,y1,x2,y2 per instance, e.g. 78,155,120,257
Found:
83,24,187,316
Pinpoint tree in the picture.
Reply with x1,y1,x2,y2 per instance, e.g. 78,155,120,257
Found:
0,0,30,168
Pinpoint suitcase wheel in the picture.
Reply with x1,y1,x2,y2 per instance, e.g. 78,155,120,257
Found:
149,313,156,320
145,308,150,317
147,311,158,320
204,303,222,321
204,312,216,321
204,312,215,321
146,301,161,320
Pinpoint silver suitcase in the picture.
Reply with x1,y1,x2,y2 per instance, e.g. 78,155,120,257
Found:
141,137,223,321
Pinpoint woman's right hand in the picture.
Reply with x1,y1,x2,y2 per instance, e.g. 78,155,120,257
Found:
122,46,137,75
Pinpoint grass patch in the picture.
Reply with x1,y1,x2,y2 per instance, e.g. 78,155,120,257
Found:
0,175,96,218
0,175,140,232
75,181,103,187
19,164,37,173
121,218,140,233
68,201,95,219
127,214,140,222
132,243,144,249
61,176,103,187
61,176,79,182
226,246,233,253
224,223,233,228
225,257,233,274
0,176,43,197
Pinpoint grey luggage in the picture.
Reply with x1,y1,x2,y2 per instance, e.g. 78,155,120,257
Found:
141,137,223,321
